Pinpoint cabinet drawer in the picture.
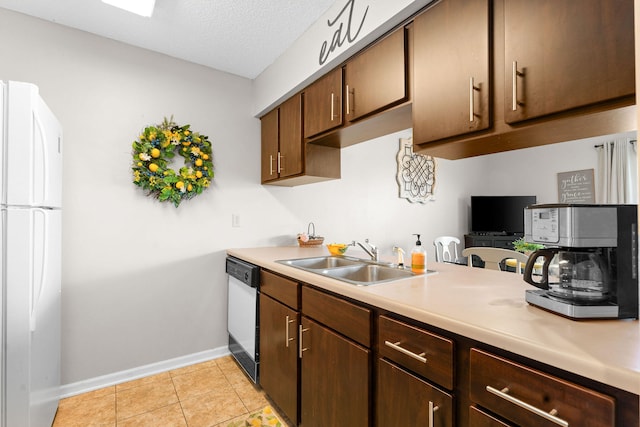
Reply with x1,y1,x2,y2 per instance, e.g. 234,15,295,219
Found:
469,406,513,427
301,286,371,347
260,270,299,309
378,315,454,390
470,348,615,427
377,358,453,427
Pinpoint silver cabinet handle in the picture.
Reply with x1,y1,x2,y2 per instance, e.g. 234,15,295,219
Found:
486,386,569,427
512,61,525,111
512,61,518,111
384,340,427,364
276,152,281,173
299,325,309,358
346,84,350,116
285,315,295,348
330,93,335,121
469,77,475,122
269,155,274,176
428,401,440,427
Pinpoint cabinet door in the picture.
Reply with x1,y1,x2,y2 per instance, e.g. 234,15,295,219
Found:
304,68,343,138
279,94,303,178
260,109,279,183
413,0,490,144
377,358,453,427
504,0,634,123
259,294,299,425
345,27,407,122
300,316,370,427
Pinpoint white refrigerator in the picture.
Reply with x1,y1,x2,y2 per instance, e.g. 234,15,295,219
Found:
0,81,62,427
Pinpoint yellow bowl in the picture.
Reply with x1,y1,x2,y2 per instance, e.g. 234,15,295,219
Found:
326,243,348,256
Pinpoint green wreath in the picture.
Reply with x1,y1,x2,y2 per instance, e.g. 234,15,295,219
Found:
131,117,214,207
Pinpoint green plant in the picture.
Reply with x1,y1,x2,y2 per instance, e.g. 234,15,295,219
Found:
512,237,544,253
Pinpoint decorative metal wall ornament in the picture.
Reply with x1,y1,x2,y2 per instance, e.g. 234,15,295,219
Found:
396,137,436,203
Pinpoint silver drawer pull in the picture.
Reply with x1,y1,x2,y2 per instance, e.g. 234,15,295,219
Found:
428,400,440,427
486,386,569,427
384,340,427,364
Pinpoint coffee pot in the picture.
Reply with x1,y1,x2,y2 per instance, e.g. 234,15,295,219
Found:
521,204,637,320
524,248,611,302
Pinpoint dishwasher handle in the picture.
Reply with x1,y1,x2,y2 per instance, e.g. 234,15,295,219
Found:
226,256,260,288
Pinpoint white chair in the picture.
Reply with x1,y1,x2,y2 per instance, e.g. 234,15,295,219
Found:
433,236,461,263
461,247,530,273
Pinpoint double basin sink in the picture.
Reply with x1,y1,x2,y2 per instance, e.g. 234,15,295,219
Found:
277,255,430,286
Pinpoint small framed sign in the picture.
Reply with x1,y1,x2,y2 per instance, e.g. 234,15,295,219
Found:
557,169,595,203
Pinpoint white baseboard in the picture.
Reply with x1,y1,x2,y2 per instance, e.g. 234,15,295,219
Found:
59,346,231,399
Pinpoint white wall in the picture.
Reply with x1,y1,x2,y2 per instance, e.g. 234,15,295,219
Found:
0,8,634,389
253,0,434,115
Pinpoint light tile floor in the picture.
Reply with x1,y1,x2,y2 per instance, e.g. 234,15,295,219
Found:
52,356,290,427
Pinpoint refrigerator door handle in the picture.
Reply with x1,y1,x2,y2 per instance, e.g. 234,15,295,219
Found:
30,209,48,332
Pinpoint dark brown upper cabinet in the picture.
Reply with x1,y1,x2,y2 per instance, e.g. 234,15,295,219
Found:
304,68,343,139
260,108,279,183
261,95,303,183
278,95,304,179
413,0,490,144
261,94,340,186
504,0,635,124
344,27,408,123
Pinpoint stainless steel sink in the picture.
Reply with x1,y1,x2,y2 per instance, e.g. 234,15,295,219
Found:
319,264,414,284
276,256,426,286
278,256,362,270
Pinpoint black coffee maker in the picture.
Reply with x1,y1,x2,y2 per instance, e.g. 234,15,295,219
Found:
522,204,638,320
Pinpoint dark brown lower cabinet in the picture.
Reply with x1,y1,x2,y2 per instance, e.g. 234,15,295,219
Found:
377,358,453,426
255,268,637,427
470,348,615,427
300,316,370,427
259,294,299,425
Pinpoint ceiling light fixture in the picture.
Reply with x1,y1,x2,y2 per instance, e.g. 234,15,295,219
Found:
102,0,156,17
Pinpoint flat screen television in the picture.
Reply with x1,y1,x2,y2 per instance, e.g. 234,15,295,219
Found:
471,195,537,235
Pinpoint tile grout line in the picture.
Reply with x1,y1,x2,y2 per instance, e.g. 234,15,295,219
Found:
169,374,190,427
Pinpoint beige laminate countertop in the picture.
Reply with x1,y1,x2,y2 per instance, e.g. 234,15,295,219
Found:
227,246,640,395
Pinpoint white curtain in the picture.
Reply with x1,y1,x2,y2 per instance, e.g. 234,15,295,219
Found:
596,139,637,203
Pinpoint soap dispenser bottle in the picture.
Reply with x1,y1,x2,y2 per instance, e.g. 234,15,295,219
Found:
411,234,427,274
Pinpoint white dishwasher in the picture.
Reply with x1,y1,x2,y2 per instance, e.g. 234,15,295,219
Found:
226,256,260,383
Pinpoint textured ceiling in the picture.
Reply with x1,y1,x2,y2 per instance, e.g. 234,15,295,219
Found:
0,0,336,79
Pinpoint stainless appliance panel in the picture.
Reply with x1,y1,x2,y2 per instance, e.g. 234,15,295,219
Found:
226,256,259,383
525,204,618,247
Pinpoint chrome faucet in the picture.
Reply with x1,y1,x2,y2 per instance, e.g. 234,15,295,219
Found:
354,239,378,262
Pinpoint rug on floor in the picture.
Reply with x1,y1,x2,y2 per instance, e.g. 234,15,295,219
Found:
227,405,283,427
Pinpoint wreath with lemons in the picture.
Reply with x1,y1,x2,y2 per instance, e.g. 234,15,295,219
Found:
131,117,214,207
